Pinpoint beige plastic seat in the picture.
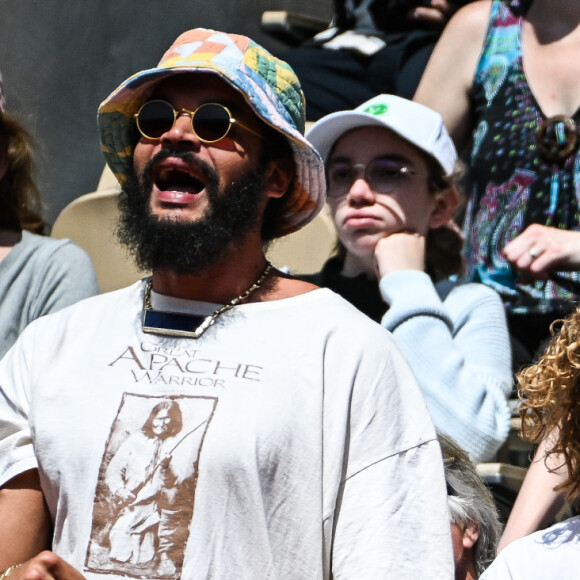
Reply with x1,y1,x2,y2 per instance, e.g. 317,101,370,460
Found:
51,178,148,293
266,204,336,275
51,166,337,292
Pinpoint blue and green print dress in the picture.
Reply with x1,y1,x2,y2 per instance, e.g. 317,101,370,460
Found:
463,0,580,318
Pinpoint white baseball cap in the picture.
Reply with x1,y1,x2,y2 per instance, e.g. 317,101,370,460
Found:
306,94,457,175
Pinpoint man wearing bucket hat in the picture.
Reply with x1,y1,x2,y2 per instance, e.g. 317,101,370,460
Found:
306,94,512,463
0,30,452,579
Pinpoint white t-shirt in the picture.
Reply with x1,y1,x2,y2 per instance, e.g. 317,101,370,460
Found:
0,281,453,579
481,516,580,579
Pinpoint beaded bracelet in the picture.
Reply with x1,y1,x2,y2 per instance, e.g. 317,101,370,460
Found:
0,563,22,580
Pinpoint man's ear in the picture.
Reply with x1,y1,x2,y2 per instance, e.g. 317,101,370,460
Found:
462,522,480,550
264,158,294,199
427,187,461,229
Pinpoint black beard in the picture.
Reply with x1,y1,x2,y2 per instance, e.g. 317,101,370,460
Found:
117,150,265,275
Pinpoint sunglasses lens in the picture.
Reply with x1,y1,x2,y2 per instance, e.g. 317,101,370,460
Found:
137,101,174,139
367,159,403,193
327,162,355,198
193,104,232,142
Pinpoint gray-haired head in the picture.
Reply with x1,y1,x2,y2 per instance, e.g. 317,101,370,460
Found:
439,432,502,575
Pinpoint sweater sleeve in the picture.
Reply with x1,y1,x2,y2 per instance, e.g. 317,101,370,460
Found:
28,239,99,321
379,270,512,462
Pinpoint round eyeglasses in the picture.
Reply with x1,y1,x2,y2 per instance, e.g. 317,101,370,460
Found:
134,100,263,143
326,158,428,198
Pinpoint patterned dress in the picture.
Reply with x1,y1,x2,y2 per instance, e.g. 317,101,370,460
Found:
463,0,580,320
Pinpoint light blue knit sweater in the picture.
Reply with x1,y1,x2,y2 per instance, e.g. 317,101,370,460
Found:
380,269,512,463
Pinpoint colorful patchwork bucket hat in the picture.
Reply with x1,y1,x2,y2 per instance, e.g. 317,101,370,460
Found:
98,28,326,236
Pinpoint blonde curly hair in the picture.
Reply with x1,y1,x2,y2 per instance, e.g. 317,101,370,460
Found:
518,306,580,506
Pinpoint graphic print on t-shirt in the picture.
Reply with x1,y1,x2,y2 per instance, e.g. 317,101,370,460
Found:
85,393,217,578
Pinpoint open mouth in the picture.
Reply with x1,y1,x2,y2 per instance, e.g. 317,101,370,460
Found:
154,166,206,196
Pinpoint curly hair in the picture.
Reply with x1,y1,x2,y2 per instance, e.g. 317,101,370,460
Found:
0,112,45,233
518,306,580,506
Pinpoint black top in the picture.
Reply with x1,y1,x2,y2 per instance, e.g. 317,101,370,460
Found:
302,256,387,322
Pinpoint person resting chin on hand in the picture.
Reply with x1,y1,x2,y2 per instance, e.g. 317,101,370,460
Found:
305,94,513,464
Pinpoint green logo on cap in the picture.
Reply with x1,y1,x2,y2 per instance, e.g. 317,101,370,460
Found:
364,103,389,116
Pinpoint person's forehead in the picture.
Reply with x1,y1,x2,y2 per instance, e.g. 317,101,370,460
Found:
150,72,252,113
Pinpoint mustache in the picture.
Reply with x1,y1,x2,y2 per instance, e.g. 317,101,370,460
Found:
140,148,218,191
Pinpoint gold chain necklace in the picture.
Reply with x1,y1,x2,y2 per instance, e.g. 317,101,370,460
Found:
142,262,273,339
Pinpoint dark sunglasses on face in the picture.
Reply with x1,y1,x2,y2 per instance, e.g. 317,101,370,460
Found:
326,157,428,198
134,100,263,143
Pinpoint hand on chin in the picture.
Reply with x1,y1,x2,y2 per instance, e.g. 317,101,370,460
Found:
374,232,426,278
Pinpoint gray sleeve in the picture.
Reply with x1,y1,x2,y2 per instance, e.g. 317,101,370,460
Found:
28,239,99,320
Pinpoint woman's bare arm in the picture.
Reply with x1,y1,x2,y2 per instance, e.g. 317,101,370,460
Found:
497,437,567,553
414,0,492,152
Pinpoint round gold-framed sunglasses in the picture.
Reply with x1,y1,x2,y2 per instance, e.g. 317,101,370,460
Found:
134,100,263,143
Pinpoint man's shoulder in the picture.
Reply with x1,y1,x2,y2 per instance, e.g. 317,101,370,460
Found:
257,286,392,339
287,287,398,346
271,276,320,298
279,286,378,319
